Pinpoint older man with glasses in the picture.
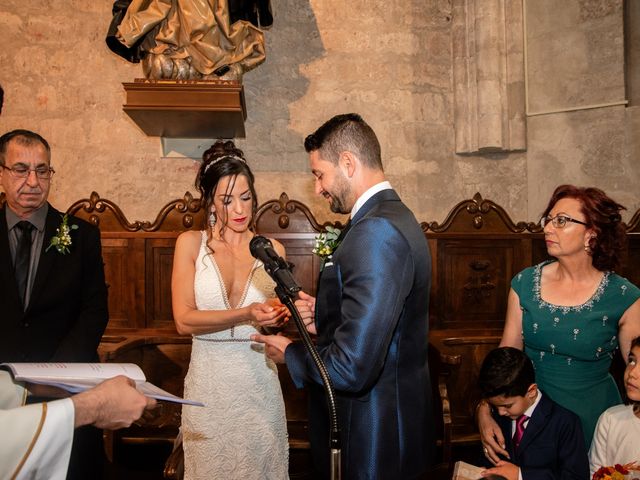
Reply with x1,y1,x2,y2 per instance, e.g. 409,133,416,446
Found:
0,129,109,479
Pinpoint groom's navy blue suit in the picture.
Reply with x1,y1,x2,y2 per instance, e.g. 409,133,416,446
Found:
286,188,434,479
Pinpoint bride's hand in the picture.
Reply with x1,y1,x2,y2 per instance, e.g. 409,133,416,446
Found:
249,300,289,328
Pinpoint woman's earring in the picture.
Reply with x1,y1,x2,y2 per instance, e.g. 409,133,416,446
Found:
209,212,217,227
585,235,595,254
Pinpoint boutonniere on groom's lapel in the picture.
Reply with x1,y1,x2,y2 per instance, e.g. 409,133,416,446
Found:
312,226,341,270
46,214,78,254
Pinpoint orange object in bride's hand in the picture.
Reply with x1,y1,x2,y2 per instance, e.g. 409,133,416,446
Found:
259,298,290,335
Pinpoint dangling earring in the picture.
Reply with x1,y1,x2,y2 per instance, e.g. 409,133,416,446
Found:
209,212,217,227
585,235,595,254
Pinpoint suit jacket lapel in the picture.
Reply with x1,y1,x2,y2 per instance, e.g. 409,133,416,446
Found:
27,205,60,311
0,208,23,307
332,189,399,250
314,189,399,327
516,394,552,456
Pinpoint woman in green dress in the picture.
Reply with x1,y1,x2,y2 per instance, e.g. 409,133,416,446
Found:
478,185,640,464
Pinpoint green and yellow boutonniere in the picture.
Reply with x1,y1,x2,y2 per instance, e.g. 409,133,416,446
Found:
312,226,341,268
46,214,78,254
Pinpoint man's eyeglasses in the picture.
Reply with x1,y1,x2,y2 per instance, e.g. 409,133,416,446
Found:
540,214,588,229
1,165,55,180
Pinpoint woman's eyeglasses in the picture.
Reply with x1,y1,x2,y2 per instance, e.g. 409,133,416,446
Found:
540,214,588,229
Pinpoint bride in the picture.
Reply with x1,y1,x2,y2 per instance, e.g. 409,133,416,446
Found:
171,140,289,479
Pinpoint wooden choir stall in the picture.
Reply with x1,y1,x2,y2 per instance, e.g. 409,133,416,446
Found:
63,191,640,478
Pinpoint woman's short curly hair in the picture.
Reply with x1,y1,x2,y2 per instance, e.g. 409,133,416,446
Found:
542,184,627,271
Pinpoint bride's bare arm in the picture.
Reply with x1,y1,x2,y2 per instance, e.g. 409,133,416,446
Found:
171,231,287,335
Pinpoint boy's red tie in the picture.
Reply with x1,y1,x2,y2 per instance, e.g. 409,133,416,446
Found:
513,414,529,449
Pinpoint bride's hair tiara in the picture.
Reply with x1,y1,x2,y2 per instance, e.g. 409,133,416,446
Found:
203,154,247,174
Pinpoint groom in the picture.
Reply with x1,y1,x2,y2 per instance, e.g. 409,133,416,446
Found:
252,113,434,479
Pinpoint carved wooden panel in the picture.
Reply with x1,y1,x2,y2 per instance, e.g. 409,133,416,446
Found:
101,237,145,329
434,239,523,329
146,238,180,330
425,193,539,329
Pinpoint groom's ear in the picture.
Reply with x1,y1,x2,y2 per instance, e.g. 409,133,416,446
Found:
338,151,357,178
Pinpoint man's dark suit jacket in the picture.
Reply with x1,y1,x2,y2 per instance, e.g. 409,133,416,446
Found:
286,189,434,480
0,203,108,362
493,392,589,480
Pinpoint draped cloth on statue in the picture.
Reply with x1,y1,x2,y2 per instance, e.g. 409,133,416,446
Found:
110,0,267,79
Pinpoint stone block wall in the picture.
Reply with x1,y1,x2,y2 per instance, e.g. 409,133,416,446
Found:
0,0,637,225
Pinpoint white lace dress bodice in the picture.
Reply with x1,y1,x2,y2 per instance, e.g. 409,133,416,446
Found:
182,232,289,479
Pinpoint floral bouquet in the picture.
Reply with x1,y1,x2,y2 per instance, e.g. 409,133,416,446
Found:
312,226,341,259
593,462,640,480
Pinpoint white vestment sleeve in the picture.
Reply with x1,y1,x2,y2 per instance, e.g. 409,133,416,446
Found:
1,371,75,480
15,398,75,480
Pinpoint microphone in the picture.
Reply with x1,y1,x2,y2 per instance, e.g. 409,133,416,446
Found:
249,236,301,297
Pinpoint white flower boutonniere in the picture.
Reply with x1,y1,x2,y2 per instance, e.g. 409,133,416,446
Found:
313,226,341,268
46,214,78,254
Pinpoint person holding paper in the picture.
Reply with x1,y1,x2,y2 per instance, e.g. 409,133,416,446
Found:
171,140,289,479
0,370,155,480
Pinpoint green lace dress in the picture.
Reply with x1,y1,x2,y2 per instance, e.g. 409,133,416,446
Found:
512,260,640,447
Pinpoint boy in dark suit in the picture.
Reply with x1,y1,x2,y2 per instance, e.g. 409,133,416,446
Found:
478,347,588,480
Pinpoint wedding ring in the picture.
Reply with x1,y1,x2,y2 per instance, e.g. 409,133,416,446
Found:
483,447,488,454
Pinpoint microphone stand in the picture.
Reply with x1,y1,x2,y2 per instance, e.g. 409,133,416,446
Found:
273,285,342,480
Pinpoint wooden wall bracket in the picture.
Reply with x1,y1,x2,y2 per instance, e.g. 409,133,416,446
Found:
122,79,247,138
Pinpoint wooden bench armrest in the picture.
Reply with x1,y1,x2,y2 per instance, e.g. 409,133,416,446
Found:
99,334,191,362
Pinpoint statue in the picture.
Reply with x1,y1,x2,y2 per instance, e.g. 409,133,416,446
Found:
106,0,272,81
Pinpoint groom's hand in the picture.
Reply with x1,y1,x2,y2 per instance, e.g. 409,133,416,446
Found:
295,291,317,335
251,333,292,363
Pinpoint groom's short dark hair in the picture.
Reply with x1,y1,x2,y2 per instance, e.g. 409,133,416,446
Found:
304,113,383,171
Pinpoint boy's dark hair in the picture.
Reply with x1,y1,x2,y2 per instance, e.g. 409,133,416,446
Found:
479,347,536,398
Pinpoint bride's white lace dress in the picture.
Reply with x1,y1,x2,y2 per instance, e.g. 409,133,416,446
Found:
182,232,289,479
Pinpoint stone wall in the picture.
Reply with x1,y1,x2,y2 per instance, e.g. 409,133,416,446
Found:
0,0,636,225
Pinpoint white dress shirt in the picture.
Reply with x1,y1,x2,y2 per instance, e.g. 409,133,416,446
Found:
350,181,392,219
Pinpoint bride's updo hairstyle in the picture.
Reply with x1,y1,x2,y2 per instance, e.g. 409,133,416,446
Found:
196,140,258,235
